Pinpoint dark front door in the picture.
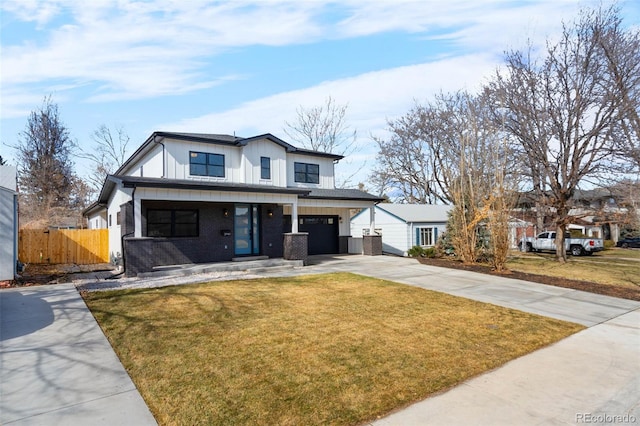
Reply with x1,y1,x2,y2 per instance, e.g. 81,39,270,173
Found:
234,204,260,256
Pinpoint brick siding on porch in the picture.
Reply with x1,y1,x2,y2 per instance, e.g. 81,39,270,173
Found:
123,201,283,276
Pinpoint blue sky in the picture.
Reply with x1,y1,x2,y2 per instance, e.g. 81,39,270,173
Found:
1,0,638,187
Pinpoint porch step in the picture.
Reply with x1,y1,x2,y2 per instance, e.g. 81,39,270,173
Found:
232,255,268,262
137,258,304,279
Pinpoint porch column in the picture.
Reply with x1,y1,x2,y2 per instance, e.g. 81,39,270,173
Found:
338,208,351,254
364,204,382,256
283,199,307,263
134,196,142,238
369,204,376,234
291,199,299,233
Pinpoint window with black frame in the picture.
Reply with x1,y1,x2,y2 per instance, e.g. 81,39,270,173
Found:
190,151,225,177
147,209,198,237
294,162,319,184
260,156,271,179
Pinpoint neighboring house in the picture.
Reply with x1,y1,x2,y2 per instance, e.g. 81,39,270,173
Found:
350,204,452,256
84,132,383,275
0,166,18,281
513,186,639,243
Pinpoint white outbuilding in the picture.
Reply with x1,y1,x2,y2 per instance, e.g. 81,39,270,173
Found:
350,204,452,256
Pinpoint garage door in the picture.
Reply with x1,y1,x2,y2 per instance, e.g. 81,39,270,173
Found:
283,215,339,255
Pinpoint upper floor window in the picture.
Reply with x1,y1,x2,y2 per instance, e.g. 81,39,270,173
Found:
294,162,319,184
260,156,271,180
190,151,224,177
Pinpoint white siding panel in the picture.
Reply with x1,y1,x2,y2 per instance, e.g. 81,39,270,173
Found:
165,138,242,182
380,223,410,256
349,237,363,254
287,154,335,189
241,139,287,187
107,187,132,260
136,187,298,204
298,199,374,209
0,189,16,280
86,212,107,229
350,207,413,255
125,145,163,177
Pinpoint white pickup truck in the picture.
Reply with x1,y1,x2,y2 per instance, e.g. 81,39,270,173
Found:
519,231,604,256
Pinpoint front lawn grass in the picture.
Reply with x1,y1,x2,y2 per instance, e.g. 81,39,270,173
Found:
84,272,583,426
507,252,640,289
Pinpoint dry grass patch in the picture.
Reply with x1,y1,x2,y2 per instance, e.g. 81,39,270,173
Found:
84,273,583,426
598,247,640,260
507,253,640,289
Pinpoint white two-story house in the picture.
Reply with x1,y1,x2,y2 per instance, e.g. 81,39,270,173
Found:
84,132,383,275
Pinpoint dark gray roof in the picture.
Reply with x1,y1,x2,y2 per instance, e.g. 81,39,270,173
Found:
82,201,106,216
303,188,385,202
157,132,241,143
115,176,312,195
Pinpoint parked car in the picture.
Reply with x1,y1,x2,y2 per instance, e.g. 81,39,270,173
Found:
519,231,604,256
616,237,640,248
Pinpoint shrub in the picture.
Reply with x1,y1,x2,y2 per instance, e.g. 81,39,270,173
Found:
407,245,426,257
408,246,438,258
604,239,615,249
423,247,437,258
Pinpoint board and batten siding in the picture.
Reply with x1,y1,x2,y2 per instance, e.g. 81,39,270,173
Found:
125,144,164,178
286,153,335,189
135,187,299,205
165,139,242,182
240,139,287,187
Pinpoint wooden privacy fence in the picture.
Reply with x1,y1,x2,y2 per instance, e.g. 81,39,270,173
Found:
19,229,109,264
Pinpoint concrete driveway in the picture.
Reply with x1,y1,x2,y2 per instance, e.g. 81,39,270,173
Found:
0,284,156,425
2,254,639,425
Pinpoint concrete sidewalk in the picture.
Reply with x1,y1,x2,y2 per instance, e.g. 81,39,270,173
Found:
0,284,156,425
2,254,639,425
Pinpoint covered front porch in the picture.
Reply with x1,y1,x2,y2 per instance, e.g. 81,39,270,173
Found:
118,180,383,276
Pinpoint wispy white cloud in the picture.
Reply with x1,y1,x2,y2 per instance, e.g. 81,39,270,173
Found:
0,0,586,114
166,53,497,135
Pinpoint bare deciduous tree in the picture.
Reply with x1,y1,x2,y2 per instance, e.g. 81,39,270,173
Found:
593,6,640,171
80,125,131,195
284,96,360,188
372,91,516,266
491,6,631,262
